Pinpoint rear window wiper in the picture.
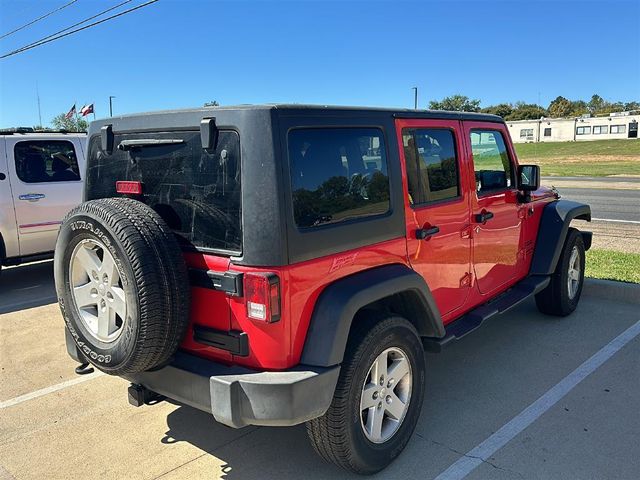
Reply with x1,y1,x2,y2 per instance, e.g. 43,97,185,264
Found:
117,138,185,151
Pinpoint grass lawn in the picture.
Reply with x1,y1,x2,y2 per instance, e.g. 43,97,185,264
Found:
585,249,640,283
513,139,640,177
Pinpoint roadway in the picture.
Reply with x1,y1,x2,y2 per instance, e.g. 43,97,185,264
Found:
543,176,640,223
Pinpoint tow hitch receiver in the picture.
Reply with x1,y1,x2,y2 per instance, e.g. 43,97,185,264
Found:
128,383,163,407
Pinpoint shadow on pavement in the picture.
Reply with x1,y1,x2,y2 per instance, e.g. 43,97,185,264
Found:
0,260,57,314
162,404,350,479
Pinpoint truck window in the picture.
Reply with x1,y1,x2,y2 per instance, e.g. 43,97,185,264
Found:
14,140,80,183
288,128,390,229
402,128,459,205
469,130,513,195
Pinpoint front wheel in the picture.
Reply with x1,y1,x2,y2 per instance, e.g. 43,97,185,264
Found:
535,227,586,316
306,315,425,475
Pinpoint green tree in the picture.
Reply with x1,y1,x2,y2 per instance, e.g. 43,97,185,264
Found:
569,100,588,116
481,103,513,119
51,113,88,132
548,96,572,118
587,94,608,115
624,101,640,112
429,95,481,112
505,102,547,121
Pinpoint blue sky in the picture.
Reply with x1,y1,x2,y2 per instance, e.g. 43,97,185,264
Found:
0,0,639,128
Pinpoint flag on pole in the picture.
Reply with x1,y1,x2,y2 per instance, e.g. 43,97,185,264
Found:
65,104,76,119
80,104,94,117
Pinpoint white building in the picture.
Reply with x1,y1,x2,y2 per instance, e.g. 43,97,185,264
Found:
507,112,640,143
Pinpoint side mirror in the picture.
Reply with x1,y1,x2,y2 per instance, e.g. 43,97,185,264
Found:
518,164,540,192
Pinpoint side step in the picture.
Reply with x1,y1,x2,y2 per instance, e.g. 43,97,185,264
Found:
423,275,550,353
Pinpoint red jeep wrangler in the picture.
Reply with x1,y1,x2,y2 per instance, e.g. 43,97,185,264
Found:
55,105,591,474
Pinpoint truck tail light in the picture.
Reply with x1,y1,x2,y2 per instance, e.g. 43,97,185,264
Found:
116,181,143,195
243,273,281,323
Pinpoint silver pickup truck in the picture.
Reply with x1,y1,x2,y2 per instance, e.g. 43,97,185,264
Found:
0,129,86,274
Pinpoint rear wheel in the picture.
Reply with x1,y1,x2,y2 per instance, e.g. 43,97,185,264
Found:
306,315,425,475
535,227,585,316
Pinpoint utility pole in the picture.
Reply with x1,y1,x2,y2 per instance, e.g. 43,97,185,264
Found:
109,96,116,117
412,87,418,110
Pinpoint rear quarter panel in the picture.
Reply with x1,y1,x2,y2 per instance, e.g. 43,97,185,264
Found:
226,237,409,369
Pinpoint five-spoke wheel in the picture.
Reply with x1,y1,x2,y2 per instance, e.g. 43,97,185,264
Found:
70,239,127,343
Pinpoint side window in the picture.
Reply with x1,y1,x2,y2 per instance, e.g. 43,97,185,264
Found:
469,130,514,195
402,128,459,205
288,128,390,228
14,140,80,183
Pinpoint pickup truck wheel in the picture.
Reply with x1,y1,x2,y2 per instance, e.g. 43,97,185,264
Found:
54,198,190,375
306,315,425,475
535,227,585,316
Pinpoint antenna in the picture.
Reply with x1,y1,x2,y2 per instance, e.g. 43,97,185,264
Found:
36,81,42,126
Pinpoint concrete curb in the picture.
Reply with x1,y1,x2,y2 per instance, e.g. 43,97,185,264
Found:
583,278,640,305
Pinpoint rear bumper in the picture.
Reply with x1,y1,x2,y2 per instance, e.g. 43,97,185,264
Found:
126,352,340,429
65,329,340,428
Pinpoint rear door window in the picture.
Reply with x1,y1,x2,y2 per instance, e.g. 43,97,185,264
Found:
402,128,459,205
86,130,241,253
288,128,390,228
14,140,81,183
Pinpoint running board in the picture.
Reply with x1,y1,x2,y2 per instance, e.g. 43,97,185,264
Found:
423,275,550,353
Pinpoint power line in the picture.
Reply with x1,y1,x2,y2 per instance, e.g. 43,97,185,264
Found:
0,0,80,40
7,0,136,56
1,0,160,59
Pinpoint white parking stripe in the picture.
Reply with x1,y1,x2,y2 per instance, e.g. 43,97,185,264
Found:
434,320,640,480
592,218,640,224
0,371,104,409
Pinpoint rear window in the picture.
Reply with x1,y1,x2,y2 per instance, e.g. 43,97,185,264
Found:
288,128,390,229
86,130,241,253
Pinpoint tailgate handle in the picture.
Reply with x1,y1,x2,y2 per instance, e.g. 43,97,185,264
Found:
189,268,243,296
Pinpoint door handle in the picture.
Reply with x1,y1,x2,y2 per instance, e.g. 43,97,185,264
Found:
416,225,440,240
19,193,46,202
475,211,494,224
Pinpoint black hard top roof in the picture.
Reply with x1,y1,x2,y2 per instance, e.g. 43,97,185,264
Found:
90,103,503,129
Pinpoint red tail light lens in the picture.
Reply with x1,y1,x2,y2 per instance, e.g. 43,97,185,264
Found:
116,181,143,195
244,273,281,323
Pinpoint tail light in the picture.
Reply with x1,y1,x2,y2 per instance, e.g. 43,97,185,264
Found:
243,273,281,323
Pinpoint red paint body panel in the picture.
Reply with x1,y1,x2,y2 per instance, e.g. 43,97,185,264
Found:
226,238,409,369
179,252,233,364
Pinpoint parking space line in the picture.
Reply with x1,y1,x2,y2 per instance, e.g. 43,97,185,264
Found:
0,371,104,409
434,319,640,480
592,218,640,224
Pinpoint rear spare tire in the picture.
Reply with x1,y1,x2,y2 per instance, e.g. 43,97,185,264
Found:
54,198,190,375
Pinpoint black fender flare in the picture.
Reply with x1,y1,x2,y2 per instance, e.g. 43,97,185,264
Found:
529,199,591,276
300,263,444,367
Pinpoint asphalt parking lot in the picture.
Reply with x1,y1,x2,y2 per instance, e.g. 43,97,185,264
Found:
1,262,639,480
